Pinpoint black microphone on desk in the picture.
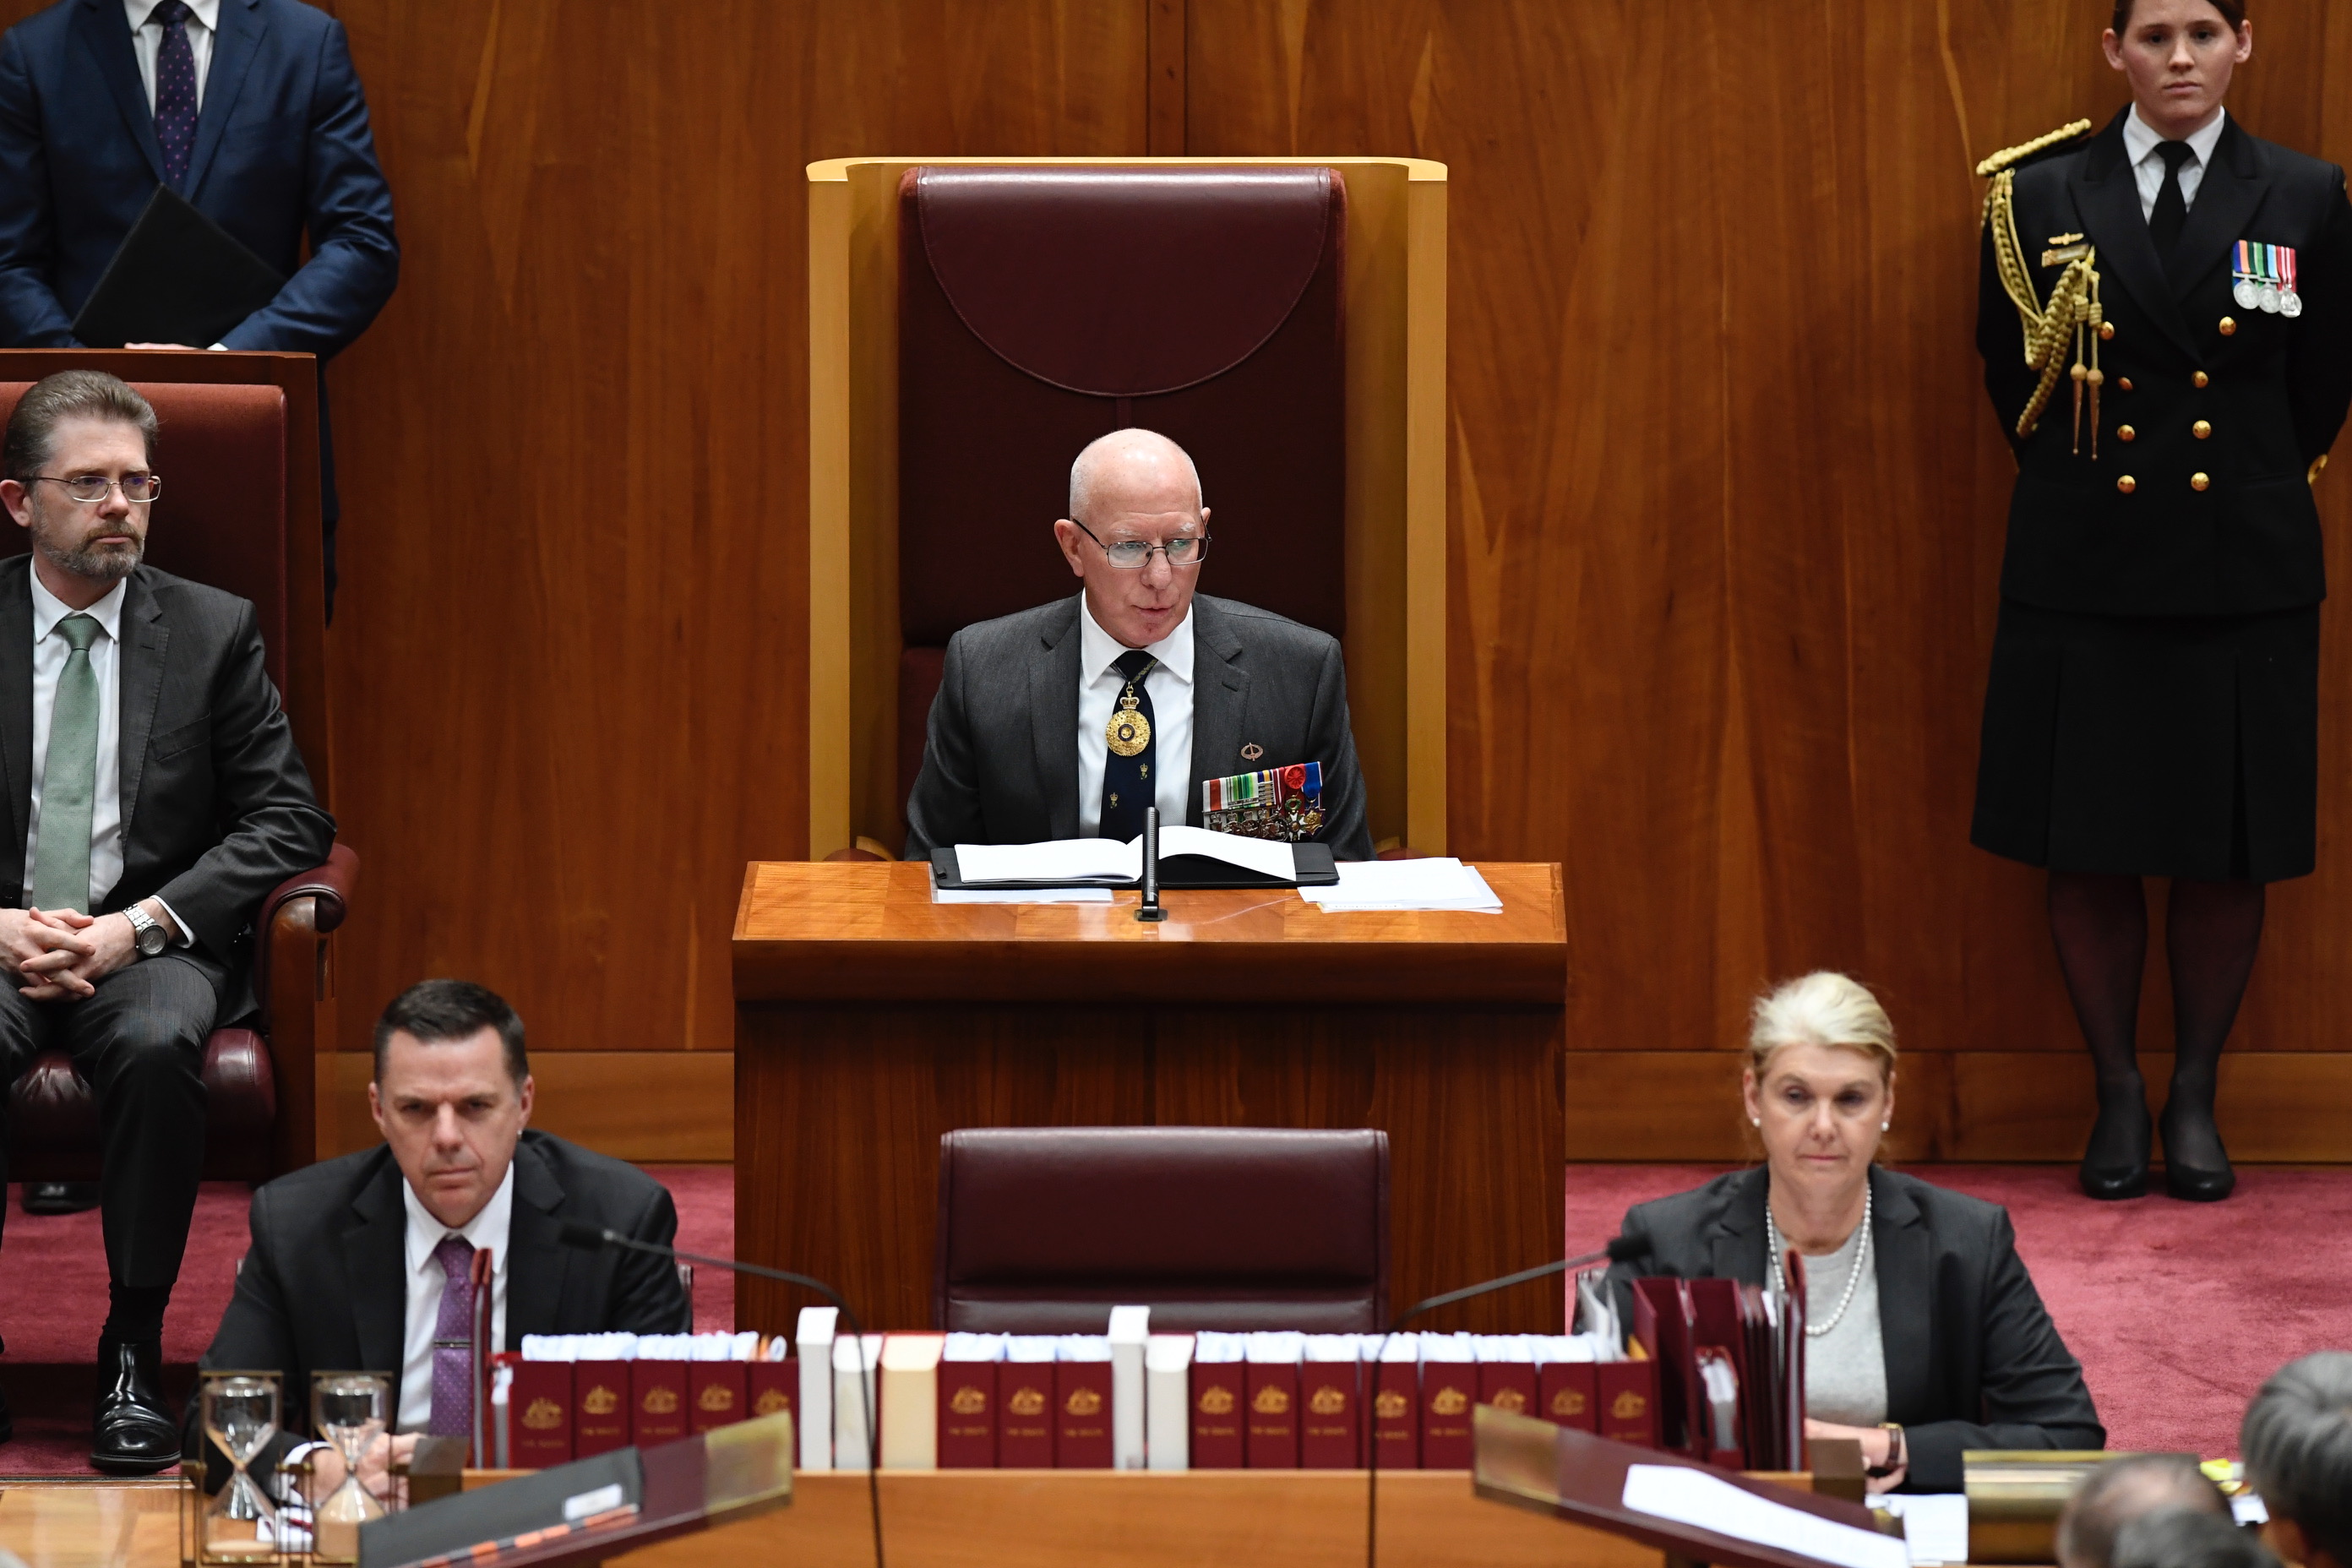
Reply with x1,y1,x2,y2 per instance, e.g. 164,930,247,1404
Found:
1136,804,1167,922
1364,1235,1644,1568
557,1224,885,1568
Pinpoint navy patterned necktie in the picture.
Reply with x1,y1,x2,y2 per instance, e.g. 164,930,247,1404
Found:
1099,649,1157,842
150,0,198,188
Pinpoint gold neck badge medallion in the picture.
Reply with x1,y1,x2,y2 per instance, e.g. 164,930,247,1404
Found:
1106,659,1157,757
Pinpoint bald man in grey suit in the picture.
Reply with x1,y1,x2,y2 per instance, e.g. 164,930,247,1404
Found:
905,429,1371,862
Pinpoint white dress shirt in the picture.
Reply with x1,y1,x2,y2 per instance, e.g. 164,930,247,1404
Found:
1075,595,1195,836
396,1165,514,1433
2123,105,2228,223
124,0,219,112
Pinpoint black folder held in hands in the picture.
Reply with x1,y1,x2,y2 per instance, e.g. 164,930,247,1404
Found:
71,185,284,349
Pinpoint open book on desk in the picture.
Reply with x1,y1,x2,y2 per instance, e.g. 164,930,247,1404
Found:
934,825,1339,890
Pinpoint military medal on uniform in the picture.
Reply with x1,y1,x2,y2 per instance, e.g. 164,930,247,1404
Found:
1106,658,1157,757
2235,241,2303,318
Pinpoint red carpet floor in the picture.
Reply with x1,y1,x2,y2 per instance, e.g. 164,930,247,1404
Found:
3,1162,2343,1476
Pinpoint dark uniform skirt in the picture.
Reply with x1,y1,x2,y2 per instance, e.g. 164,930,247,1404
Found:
1970,600,2321,882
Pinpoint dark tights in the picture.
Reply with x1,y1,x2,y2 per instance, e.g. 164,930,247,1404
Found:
2047,871,2264,1168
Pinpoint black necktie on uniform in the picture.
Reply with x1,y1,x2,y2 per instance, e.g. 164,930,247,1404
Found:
1099,649,1156,842
2148,139,2197,270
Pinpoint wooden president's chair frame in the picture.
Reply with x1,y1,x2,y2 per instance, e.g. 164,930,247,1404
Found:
805,156,1449,860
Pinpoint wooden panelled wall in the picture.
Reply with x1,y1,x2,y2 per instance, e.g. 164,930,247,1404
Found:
6,1,2349,1159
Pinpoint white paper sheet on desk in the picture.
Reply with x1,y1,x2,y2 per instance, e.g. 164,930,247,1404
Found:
1876,1494,1969,1565
1298,858,1503,912
1620,1465,1909,1568
931,886,1114,904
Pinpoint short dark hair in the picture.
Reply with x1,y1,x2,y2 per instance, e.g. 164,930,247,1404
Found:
2112,0,2248,35
3,370,158,482
2242,1351,2352,1565
2061,1456,2230,1568
2112,1510,2276,1568
373,979,528,1086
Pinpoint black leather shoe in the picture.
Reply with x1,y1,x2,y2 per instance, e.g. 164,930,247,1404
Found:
2079,1093,2152,1200
22,1180,100,1215
90,1335,178,1474
2160,1102,2237,1202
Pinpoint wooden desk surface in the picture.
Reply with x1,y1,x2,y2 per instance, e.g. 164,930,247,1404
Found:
732,861,1566,1004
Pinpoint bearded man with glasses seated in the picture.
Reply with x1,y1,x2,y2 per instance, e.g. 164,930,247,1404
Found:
905,427,1371,860
0,369,333,1471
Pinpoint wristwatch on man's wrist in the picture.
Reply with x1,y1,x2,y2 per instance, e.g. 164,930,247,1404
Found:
124,902,168,958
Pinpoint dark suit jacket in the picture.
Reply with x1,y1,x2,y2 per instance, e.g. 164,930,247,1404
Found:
0,0,402,524
1980,108,2352,615
1603,1166,2104,1494
903,592,1374,861
0,557,332,1014
193,1130,691,1467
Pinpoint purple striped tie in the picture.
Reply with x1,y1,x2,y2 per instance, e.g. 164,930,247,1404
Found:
426,1235,476,1437
149,1,197,187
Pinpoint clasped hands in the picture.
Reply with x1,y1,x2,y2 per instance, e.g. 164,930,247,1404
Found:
302,1431,420,1504
1804,1418,1906,1494
1,905,144,999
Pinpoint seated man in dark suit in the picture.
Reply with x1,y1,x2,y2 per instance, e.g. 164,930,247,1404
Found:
0,368,333,1470
905,427,1373,860
194,979,690,1499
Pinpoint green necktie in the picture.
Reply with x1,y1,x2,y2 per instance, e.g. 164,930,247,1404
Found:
32,613,101,914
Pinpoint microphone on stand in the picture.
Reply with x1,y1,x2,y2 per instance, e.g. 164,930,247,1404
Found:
1364,1235,1644,1568
557,1224,885,1568
1136,805,1167,922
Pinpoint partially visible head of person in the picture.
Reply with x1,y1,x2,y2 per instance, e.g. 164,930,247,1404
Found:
1053,427,1210,651
2241,1351,2352,1568
2104,0,2251,139
2060,1456,2232,1568
1742,972,1897,1200
368,979,534,1229
2113,1509,2278,1568
0,371,161,591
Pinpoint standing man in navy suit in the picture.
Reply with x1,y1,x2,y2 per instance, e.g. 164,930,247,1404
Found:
0,0,399,613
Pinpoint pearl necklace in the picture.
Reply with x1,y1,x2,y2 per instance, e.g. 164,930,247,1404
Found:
1766,1184,1872,1340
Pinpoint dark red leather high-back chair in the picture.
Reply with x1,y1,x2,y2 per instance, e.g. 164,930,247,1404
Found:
0,365,353,1182
893,166,1348,822
934,1126,1390,1333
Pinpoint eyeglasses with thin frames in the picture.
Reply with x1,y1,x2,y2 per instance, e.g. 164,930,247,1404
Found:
30,473,161,504
1073,518,1208,569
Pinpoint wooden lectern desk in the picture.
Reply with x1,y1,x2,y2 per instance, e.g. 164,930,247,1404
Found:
732,861,1568,1334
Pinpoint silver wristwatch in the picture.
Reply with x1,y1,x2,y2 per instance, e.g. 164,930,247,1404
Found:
124,903,168,957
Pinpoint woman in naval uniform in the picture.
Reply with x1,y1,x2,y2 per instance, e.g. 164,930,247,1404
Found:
1972,0,2352,1202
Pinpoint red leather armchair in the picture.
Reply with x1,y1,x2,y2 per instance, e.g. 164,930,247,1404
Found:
0,358,347,1180
934,1126,1390,1333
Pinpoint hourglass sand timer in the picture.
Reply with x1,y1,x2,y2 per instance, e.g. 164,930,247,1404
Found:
309,1372,390,1562
199,1371,281,1560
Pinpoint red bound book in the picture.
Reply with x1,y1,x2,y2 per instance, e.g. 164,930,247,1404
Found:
1419,1359,1476,1468
1371,1361,1419,1469
572,1361,630,1457
508,1359,573,1467
937,1358,996,1468
690,1362,748,1434
1298,1362,1360,1469
997,1363,1055,1467
1054,1361,1113,1469
633,1359,690,1447
1598,1356,1660,1448
1538,1361,1598,1433
1477,1361,1538,1422
748,1357,796,1425
1244,1362,1300,1469
1188,1360,1245,1469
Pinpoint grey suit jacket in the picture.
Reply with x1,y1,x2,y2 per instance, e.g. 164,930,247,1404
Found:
0,556,334,1012
1603,1165,2104,1494
904,592,1373,862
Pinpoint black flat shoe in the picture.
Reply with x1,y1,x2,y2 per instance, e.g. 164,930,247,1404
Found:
22,1180,100,1216
2080,1094,2152,1200
90,1334,178,1474
2160,1102,2236,1203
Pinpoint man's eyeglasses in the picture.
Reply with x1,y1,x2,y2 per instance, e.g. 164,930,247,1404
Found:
1074,518,1209,569
30,473,161,504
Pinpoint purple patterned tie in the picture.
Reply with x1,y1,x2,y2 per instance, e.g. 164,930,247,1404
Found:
426,1235,475,1437
149,1,197,188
